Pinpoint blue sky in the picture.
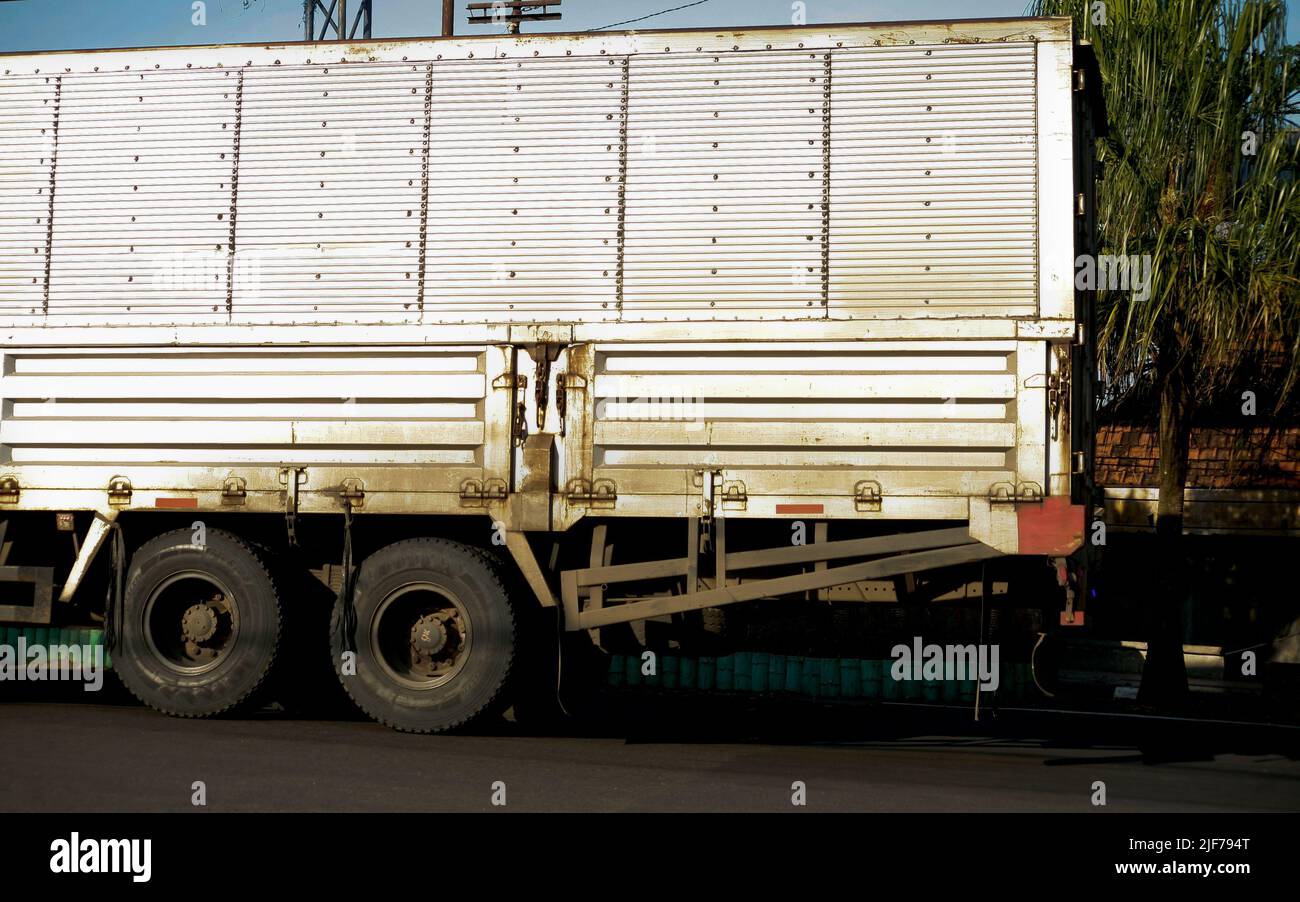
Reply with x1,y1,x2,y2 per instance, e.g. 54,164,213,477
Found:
3,0,1293,53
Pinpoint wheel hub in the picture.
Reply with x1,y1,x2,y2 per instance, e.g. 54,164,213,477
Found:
181,603,220,643
410,614,448,656
373,584,472,690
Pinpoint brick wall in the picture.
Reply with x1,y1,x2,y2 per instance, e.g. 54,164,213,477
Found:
1095,425,1300,488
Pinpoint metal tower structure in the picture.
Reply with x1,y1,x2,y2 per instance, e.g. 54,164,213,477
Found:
304,0,373,40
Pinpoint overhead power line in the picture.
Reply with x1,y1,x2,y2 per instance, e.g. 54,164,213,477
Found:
589,0,712,32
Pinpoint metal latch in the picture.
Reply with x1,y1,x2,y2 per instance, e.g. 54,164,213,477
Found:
695,469,721,521
697,470,716,514
1048,345,1072,441
551,369,566,436
1048,372,1064,441
988,481,1044,504
854,480,883,512
107,476,133,506
0,475,18,504
492,370,529,447
563,477,617,507
340,478,365,508
556,371,586,441
221,476,247,505
532,344,564,432
279,467,307,546
534,350,551,431
459,477,508,507
514,399,528,446
492,373,528,391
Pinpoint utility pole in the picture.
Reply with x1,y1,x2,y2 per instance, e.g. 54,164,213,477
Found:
442,0,455,36
466,2,561,35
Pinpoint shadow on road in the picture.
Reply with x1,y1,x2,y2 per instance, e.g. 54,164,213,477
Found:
5,675,1297,771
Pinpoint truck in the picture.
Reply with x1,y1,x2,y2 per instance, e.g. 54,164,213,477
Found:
0,16,1106,731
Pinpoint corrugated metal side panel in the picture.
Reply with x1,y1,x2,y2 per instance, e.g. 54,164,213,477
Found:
590,342,1018,487
829,44,1039,317
621,50,827,319
0,36,1047,329
45,69,238,324
233,62,425,323
233,55,623,323
417,55,622,322
0,75,57,321
0,348,487,466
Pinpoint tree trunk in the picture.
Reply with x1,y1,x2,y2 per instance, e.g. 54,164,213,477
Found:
1138,347,1192,707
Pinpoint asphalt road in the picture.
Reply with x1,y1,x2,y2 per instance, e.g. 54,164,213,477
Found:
3,687,1299,813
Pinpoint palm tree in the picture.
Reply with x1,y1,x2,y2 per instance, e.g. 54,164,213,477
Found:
1028,0,1300,704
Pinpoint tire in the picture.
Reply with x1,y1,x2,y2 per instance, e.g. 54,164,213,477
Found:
331,538,517,733
114,528,282,717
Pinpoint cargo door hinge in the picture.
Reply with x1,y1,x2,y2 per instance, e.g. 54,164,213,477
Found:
854,480,883,512
988,481,1043,504
107,476,132,507
221,476,247,506
720,479,747,512
459,477,508,507
563,477,617,508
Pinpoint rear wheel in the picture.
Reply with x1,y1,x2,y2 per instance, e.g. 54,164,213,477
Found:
115,528,282,717
332,538,516,733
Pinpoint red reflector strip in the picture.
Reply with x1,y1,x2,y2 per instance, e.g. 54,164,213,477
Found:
155,498,198,509
776,503,824,514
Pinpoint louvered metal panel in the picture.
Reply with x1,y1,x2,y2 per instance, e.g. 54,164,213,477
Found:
588,342,1018,483
418,55,623,322
226,55,624,323
0,75,58,321
622,50,827,319
828,44,1039,317
44,69,238,324
0,348,488,466
234,62,424,323
0,29,1055,328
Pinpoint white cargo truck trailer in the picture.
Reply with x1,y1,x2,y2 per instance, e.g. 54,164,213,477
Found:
0,17,1105,731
